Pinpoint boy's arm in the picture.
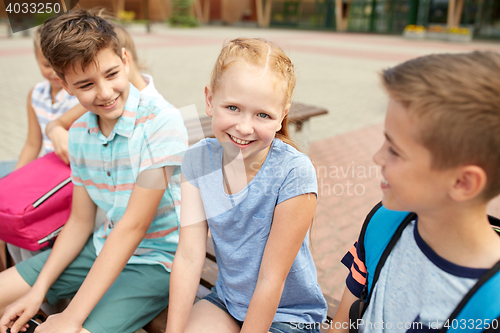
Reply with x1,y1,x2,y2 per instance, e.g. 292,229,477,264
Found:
15,89,42,170
240,193,317,333
35,167,173,333
330,242,366,333
46,104,87,165
165,175,208,333
46,104,87,133
0,184,96,333
329,287,359,333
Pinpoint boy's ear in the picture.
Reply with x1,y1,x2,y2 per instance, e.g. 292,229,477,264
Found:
276,104,290,132
449,165,487,202
121,48,130,76
205,85,213,117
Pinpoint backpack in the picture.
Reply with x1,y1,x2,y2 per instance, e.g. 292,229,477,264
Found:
349,202,500,333
0,152,72,251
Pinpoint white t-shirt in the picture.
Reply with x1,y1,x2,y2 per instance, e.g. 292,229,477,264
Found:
140,74,167,102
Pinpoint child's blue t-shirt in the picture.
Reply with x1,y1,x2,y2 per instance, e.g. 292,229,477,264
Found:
182,138,327,324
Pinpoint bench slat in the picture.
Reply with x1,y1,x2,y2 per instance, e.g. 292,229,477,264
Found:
200,256,219,290
288,102,328,122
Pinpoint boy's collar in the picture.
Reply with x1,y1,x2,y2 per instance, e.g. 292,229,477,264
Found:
87,83,140,139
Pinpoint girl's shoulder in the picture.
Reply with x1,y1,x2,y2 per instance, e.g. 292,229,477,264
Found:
183,138,221,176
187,137,220,153
31,80,50,99
270,139,314,169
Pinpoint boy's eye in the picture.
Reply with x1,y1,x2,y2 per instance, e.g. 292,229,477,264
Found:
108,71,118,78
388,146,399,156
80,83,93,90
257,113,270,119
228,106,238,111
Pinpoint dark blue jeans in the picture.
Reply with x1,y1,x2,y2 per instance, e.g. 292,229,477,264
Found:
0,160,16,178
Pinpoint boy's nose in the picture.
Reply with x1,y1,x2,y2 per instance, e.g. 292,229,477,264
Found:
373,145,385,166
97,84,113,101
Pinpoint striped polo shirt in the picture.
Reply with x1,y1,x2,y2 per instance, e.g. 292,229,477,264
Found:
69,83,188,271
31,80,80,154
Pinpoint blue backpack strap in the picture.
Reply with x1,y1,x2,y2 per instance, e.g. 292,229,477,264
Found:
442,261,500,332
441,215,500,332
490,215,500,235
482,314,500,333
350,203,413,314
361,205,413,299
349,203,414,333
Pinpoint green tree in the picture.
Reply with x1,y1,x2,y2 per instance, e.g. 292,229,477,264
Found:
169,0,199,27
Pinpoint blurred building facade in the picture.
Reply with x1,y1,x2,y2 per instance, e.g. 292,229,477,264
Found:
1,0,498,39
116,0,499,39
267,0,499,39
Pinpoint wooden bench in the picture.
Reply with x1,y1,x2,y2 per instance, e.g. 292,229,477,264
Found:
143,236,339,333
184,101,328,148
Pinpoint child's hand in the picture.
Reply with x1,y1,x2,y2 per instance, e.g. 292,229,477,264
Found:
0,289,44,333
47,125,70,165
33,312,82,333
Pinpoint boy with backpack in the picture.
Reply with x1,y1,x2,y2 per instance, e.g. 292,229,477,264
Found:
0,9,187,333
331,51,500,332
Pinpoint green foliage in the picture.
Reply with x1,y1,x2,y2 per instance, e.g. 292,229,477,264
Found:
169,0,199,27
35,11,56,26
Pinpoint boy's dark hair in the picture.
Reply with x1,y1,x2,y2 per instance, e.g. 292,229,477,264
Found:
40,8,122,81
382,51,500,200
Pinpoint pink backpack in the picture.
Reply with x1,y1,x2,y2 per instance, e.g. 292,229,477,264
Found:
0,152,73,251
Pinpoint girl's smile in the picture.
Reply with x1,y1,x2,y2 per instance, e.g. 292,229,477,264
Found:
227,133,255,147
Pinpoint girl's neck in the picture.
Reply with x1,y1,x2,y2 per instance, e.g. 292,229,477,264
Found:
222,143,271,195
129,65,147,91
49,84,63,104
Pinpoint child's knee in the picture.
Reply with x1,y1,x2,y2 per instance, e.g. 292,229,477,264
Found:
0,267,31,310
184,300,240,333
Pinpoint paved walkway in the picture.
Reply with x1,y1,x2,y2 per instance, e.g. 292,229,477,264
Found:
1,22,500,303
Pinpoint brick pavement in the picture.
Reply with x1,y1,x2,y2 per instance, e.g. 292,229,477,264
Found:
309,123,384,300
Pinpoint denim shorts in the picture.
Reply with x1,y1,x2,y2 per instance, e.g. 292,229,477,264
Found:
203,287,321,333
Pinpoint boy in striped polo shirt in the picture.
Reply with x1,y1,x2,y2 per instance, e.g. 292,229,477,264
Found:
0,9,187,333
